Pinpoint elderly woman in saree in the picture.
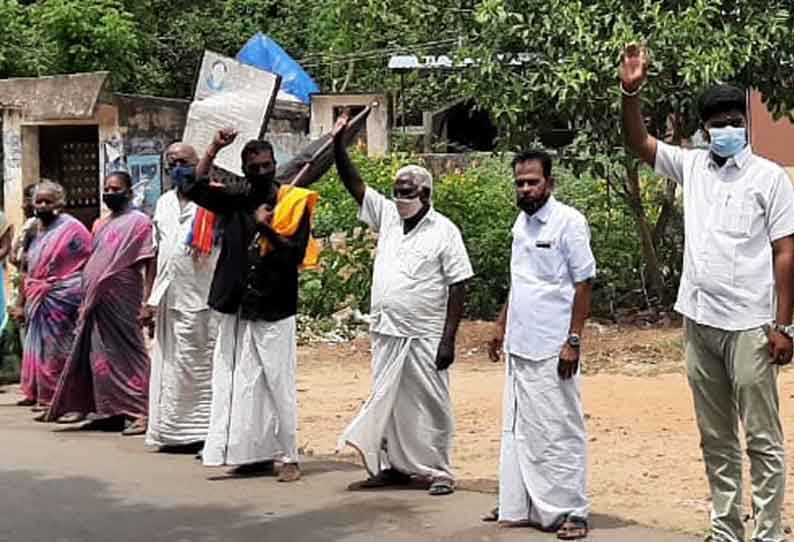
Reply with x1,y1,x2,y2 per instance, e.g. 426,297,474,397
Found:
13,181,91,417
47,171,157,436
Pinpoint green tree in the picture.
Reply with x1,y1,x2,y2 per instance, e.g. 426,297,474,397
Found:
29,0,141,89
0,0,35,77
124,0,472,109
460,0,794,306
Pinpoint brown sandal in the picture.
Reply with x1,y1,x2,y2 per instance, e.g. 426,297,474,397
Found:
278,462,301,482
557,517,588,540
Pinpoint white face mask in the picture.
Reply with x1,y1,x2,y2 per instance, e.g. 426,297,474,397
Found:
394,197,423,220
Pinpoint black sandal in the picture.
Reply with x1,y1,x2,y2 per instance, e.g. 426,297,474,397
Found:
348,468,411,490
428,478,455,496
557,516,588,540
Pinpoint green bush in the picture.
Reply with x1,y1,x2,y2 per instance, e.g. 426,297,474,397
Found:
300,150,681,321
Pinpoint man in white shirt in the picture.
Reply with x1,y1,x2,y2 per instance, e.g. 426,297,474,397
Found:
333,114,474,496
621,44,794,542
144,142,219,452
487,150,596,540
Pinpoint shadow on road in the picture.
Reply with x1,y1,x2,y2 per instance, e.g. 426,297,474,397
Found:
0,469,426,542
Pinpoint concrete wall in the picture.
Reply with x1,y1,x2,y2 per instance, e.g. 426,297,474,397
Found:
2,92,189,236
266,100,311,165
750,90,794,180
310,94,390,157
115,94,189,159
2,110,25,232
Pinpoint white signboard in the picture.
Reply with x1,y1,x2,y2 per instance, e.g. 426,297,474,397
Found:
183,51,281,176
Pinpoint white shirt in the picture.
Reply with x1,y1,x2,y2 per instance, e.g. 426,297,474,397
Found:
655,142,794,330
147,190,219,312
506,197,596,360
359,187,474,339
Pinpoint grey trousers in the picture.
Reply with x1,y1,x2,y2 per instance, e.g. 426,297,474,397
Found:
684,318,786,542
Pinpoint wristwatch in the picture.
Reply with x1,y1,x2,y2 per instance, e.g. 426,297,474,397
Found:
567,333,581,349
772,323,794,339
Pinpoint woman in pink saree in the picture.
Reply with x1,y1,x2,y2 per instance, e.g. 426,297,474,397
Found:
16,182,91,415
47,172,156,435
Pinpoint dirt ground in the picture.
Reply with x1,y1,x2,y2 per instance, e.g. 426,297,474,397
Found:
297,320,794,537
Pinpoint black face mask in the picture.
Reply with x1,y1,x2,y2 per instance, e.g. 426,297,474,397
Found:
103,191,130,212
246,173,277,203
246,169,275,185
35,209,57,224
517,193,550,216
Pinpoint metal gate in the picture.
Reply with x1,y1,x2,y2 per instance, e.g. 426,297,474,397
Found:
39,125,100,229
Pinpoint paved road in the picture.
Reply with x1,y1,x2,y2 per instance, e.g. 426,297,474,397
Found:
0,386,698,542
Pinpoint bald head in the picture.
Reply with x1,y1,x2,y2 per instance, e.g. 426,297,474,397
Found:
165,143,199,168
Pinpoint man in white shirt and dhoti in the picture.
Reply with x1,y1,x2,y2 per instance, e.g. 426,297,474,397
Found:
488,150,596,540
145,142,219,452
333,114,474,496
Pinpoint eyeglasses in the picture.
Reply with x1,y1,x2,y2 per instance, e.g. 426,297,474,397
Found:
393,187,420,199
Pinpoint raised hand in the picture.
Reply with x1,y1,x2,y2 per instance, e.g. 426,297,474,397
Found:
332,111,350,140
619,42,649,93
212,128,238,150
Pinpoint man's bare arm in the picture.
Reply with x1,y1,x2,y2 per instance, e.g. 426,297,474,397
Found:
197,128,238,178
773,236,794,326
332,115,366,205
620,43,657,166
568,279,594,336
442,281,468,344
488,299,509,362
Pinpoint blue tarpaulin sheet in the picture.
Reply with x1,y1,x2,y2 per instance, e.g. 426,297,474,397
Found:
236,33,319,104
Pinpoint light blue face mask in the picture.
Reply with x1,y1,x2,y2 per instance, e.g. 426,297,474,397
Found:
708,126,747,158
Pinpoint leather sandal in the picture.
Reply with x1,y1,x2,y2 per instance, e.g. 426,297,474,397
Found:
121,417,147,436
557,516,588,540
278,462,301,482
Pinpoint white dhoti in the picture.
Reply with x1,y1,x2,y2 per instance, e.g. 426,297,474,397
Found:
499,354,588,527
338,332,454,481
146,307,217,447
203,313,297,466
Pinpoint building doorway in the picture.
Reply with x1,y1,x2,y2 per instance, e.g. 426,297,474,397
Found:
39,125,100,229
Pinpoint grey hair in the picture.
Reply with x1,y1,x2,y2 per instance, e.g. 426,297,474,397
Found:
33,179,67,206
395,165,433,194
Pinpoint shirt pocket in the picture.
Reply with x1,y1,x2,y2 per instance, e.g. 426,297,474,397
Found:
399,247,435,278
527,239,565,282
716,190,754,238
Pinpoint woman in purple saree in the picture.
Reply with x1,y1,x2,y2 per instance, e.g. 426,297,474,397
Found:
47,172,156,435
16,182,91,414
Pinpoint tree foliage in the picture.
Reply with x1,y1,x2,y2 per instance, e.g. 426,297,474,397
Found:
459,0,794,305
4,0,794,314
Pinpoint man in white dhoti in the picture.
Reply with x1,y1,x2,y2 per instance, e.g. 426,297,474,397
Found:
487,150,595,540
144,143,219,453
332,114,474,496
182,130,317,482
